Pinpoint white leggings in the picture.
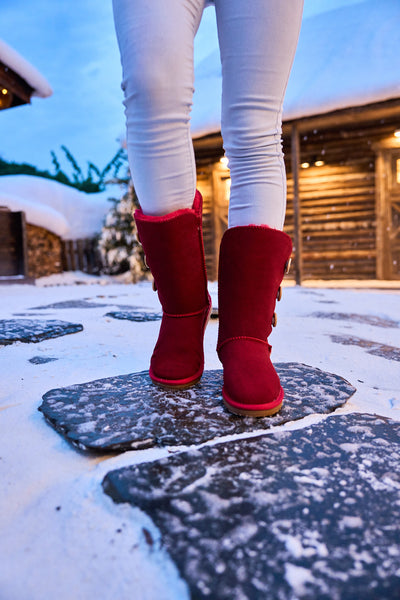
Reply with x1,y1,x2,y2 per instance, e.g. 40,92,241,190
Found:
112,0,303,229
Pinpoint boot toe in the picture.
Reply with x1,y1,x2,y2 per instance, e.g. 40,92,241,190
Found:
149,312,207,386
219,339,283,415
150,352,203,386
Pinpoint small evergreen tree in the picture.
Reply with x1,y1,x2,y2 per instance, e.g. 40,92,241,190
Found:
98,179,149,282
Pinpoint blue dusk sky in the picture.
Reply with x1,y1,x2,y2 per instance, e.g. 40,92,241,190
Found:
0,0,366,176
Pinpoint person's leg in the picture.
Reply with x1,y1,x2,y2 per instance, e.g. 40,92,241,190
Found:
112,0,211,388
112,0,204,215
215,0,303,416
215,0,303,229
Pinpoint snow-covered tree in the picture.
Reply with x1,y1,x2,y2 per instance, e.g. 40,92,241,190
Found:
98,180,149,282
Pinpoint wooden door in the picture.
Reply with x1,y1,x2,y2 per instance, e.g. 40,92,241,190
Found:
0,209,28,277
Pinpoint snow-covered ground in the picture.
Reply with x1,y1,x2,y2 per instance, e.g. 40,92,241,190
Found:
0,275,399,599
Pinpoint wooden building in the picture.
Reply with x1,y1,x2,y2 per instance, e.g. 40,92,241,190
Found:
191,1,400,282
194,99,400,282
0,39,53,281
1,175,109,280
0,39,52,111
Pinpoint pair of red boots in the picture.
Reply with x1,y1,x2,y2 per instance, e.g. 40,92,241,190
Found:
135,191,292,417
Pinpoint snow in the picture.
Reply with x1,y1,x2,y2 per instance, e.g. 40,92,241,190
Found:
191,0,400,137
285,563,315,596
0,38,52,99
284,0,400,121
0,276,399,598
0,175,113,240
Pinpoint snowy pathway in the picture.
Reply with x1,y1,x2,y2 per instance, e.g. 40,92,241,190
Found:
0,277,399,599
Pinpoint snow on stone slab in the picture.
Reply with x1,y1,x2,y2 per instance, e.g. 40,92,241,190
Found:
38,363,355,452
0,175,112,240
28,299,159,317
0,319,83,345
103,413,400,600
30,299,110,310
330,335,400,363
105,310,162,323
0,38,52,98
309,312,400,329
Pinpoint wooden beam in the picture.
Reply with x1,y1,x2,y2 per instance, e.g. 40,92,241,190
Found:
290,124,303,285
0,61,33,106
283,98,400,136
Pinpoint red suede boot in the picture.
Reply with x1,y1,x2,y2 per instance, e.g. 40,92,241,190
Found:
217,225,292,416
134,191,211,389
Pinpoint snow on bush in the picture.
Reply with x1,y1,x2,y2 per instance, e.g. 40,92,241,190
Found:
98,183,148,282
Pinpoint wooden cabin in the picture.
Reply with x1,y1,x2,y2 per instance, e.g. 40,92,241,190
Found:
194,99,400,282
0,175,109,281
0,40,55,281
191,0,400,282
0,39,52,111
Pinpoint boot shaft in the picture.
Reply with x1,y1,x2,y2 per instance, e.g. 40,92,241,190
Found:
135,191,209,315
217,225,292,349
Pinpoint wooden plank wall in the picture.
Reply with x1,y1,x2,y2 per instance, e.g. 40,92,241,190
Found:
197,167,218,281
61,238,102,274
285,162,376,279
282,119,389,280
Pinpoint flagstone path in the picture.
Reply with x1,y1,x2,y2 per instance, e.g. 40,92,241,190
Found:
2,285,400,599
39,363,355,452
103,413,400,600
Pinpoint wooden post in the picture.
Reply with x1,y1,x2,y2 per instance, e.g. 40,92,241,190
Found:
19,211,29,277
375,150,386,279
291,124,303,285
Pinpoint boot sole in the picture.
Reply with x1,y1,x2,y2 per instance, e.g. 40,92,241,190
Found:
222,398,283,417
222,386,284,418
151,375,202,391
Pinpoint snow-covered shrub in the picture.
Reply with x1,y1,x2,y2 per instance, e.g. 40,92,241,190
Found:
98,183,148,281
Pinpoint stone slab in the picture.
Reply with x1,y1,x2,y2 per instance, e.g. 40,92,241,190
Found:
30,299,153,313
0,319,83,346
311,312,399,329
330,334,400,362
29,356,59,364
30,300,109,310
105,310,162,322
13,313,56,317
39,363,355,452
103,413,400,600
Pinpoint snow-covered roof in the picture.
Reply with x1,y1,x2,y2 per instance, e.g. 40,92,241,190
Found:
191,0,400,138
0,39,52,99
0,175,112,240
